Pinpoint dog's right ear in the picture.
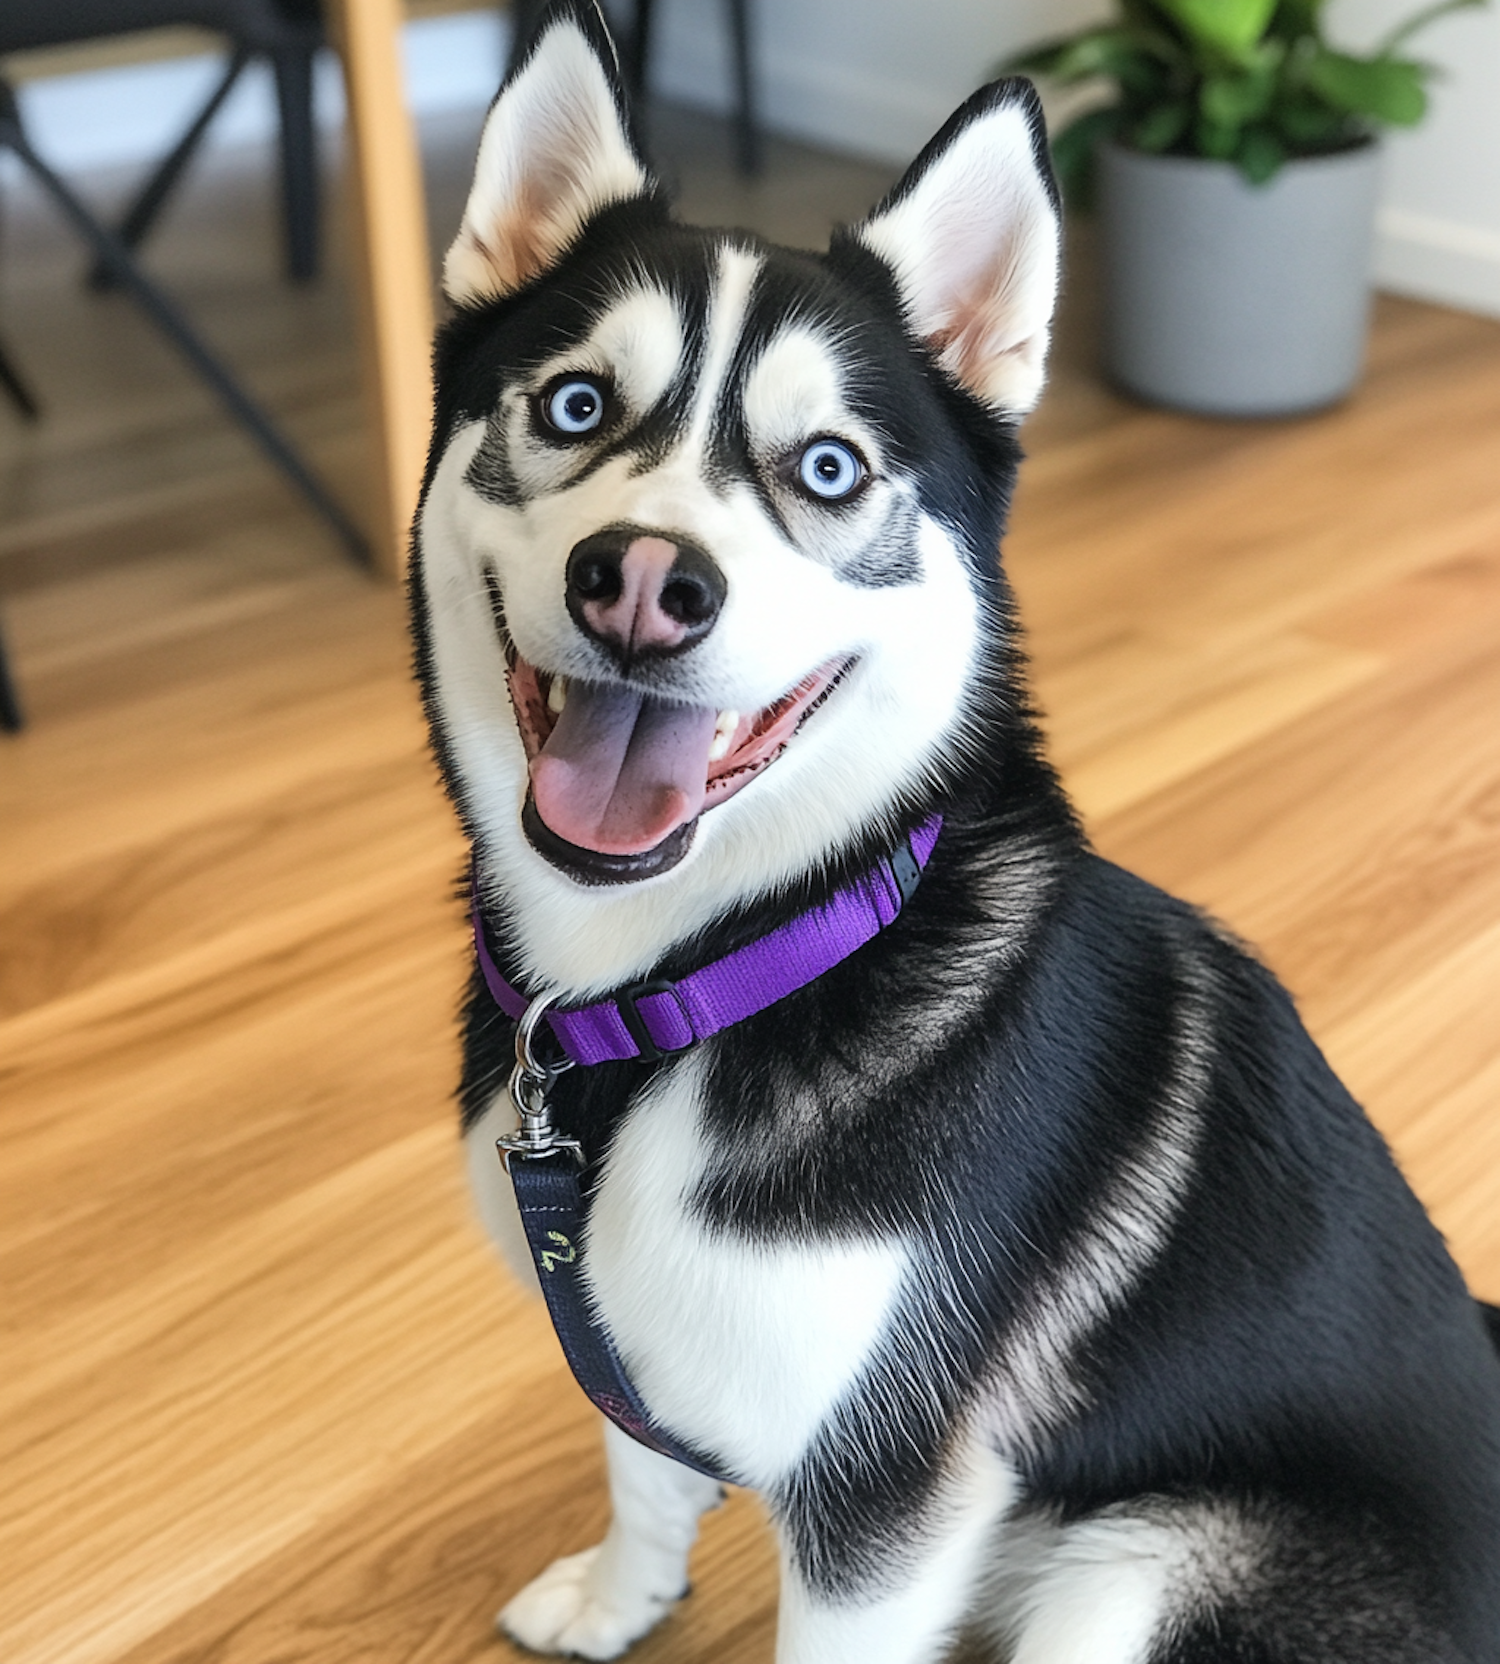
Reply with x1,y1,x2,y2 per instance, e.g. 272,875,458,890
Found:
442,0,655,307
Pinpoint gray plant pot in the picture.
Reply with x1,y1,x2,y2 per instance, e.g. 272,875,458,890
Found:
1098,140,1383,417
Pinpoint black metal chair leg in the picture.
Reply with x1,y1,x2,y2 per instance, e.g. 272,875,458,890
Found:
0,112,368,565
609,0,759,177
0,333,40,420
726,0,761,175
626,0,654,99
89,49,250,290
506,0,553,73
271,43,319,282
0,617,23,733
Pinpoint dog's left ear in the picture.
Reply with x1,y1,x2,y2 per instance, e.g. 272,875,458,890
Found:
443,0,655,307
851,79,1061,418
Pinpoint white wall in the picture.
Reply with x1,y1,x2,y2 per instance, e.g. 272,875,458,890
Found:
653,0,1500,317
5,0,1097,182
651,0,1109,165
1329,0,1500,315
7,0,1496,317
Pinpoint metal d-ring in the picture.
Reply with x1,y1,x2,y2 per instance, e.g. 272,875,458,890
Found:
497,992,583,1167
514,991,574,1084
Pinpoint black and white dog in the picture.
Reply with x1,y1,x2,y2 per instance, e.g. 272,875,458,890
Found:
410,5,1500,1659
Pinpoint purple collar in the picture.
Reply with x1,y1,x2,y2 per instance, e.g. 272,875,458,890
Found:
473,815,943,1066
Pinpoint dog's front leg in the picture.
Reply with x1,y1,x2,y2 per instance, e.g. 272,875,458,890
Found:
771,1442,1015,1664
500,1420,723,1660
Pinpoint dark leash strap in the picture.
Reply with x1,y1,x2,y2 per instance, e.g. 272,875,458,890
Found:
499,994,737,1481
508,1151,730,1481
485,817,944,1481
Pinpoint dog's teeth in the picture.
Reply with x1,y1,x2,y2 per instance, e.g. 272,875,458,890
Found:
709,710,740,762
547,677,568,715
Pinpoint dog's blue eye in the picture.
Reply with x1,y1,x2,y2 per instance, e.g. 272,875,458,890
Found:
544,378,606,435
797,439,865,502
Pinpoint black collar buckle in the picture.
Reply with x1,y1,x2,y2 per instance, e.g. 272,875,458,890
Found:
614,979,694,1063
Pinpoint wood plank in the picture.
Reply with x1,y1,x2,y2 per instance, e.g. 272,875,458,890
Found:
1,104,1498,1664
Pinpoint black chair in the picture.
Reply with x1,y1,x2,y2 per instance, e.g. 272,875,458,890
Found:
0,0,761,729
0,618,23,734
0,1,366,730
632,0,760,175
16,0,324,285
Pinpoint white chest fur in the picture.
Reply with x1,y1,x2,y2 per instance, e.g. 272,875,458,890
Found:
582,1054,909,1490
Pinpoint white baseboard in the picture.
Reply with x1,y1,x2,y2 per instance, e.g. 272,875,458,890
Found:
1376,208,1500,319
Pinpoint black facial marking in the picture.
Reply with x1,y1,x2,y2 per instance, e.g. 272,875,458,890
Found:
465,409,526,507
842,495,921,588
439,208,1016,597
444,198,709,507
705,248,990,589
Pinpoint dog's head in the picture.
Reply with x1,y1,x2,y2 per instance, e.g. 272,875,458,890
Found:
413,0,1061,989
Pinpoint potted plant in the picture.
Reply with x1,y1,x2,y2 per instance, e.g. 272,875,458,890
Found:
1009,0,1481,415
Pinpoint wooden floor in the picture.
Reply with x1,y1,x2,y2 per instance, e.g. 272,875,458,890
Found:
3,103,1499,1664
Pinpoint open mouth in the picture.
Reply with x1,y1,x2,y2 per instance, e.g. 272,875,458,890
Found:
505,648,852,885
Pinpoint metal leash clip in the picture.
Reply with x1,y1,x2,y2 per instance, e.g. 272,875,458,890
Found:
497,992,583,1168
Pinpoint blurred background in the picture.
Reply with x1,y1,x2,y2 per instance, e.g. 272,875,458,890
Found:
1,4,1497,1662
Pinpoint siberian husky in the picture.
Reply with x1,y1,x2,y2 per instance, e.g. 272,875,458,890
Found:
409,4,1500,1659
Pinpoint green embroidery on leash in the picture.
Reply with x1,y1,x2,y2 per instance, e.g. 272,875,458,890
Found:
540,1231,576,1273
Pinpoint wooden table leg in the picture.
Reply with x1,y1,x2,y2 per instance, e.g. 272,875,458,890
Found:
326,0,434,580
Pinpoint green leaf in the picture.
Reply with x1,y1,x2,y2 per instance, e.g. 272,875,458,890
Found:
1129,100,1193,151
1306,51,1429,124
1152,0,1278,57
1006,28,1120,80
1272,96,1350,149
1270,0,1329,39
1236,126,1288,182
1045,32,1139,80
1201,70,1274,126
1006,0,1462,175
1196,115,1241,158
1121,48,1181,98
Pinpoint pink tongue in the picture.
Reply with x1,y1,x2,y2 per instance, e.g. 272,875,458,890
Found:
530,680,718,856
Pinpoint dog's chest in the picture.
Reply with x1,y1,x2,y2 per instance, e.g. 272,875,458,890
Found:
582,1054,908,1488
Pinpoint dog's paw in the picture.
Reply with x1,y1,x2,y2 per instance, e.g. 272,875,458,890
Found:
499,1546,682,1660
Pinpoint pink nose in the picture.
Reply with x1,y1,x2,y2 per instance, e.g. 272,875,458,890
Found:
565,530,726,663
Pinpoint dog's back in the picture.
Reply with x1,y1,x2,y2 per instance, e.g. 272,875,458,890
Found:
971,856,1500,1661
